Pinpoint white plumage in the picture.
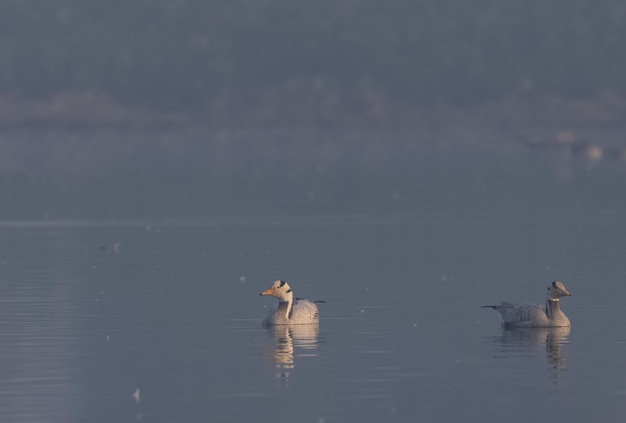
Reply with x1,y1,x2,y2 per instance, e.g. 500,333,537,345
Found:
260,280,322,326
482,281,572,328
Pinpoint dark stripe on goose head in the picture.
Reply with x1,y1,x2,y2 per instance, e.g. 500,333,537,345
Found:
286,289,292,293
552,281,558,289
278,280,286,288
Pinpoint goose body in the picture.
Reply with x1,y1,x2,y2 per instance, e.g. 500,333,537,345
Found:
260,280,321,326
482,281,572,328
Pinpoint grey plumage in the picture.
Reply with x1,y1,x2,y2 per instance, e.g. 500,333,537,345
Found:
482,281,572,328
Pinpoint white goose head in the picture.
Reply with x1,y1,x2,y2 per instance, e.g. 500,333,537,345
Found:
260,280,294,303
547,281,572,301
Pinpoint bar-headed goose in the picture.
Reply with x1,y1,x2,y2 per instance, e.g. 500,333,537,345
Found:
260,280,323,326
482,281,572,328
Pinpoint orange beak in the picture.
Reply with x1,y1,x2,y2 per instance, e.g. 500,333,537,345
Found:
260,288,272,296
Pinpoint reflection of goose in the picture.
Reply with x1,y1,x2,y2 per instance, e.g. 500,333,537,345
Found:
543,326,570,371
497,326,570,348
482,281,572,328
267,324,322,388
260,280,323,326
494,326,570,382
490,327,571,379
270,325,321,368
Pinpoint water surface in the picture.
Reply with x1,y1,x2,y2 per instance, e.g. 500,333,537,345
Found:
0,129,625,422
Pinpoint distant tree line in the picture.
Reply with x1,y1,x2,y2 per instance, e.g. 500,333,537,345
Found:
0,0,624,112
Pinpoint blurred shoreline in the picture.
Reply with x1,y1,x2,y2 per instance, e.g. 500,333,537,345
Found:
0,89,625,129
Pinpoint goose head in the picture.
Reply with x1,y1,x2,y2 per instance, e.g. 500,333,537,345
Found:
547,281,572,300
260,280,294,303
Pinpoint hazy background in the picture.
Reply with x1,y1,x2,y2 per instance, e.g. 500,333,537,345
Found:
0,1,624,221
0,0,625,126
1,4,626,423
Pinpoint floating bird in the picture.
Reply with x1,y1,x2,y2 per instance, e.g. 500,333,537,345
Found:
260,280,323,325
482,281,571,328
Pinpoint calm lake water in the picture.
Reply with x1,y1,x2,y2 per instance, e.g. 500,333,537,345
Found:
0,128,625,422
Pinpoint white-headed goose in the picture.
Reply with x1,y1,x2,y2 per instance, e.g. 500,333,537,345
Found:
482,281,572,328
260,280,323,326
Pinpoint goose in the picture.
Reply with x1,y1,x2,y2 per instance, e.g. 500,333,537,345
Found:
260,280,323,326
482,281,572,328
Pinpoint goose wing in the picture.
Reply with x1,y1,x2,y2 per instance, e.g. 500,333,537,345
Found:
290,299,320,324
490,302,547,328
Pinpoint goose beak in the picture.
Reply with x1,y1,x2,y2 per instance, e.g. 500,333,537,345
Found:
260,288,272,296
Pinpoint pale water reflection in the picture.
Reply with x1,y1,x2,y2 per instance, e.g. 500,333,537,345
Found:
488,327,571,383
266,324,323,388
